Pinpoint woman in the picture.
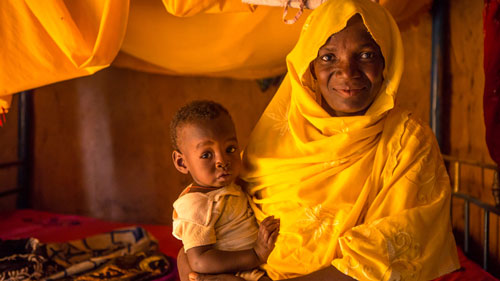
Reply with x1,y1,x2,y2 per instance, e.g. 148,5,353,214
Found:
182,0,460,280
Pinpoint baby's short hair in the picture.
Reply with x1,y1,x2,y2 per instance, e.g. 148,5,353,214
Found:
170,100,230,151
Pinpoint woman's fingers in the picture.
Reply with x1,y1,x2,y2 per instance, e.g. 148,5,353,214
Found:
260,216,280,230
260,215,274,226
189,272,245,281
262,219,280,235
261,227,269,241
259,216,280,245
257,217,280,249
268,219,280,231
269,227,279,245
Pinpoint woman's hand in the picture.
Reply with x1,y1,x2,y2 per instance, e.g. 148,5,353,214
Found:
178,247,354,281
254,216,280,263
188,273,245,281
177,248,250,281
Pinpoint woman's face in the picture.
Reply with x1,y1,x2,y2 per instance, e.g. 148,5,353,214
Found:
312,15,384,117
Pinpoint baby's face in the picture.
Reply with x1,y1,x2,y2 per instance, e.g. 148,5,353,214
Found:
177,114,241,188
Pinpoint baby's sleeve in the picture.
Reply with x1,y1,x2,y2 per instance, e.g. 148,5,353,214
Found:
172,193,218,252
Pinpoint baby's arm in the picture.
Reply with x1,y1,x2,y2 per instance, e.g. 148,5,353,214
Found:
186,216,280,274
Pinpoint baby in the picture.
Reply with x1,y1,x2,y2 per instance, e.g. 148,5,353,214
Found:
170,100,280,281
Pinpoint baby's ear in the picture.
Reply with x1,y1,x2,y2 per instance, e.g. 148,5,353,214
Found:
172,150,189,174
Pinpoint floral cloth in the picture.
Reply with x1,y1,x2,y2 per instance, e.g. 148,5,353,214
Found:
0,227,171,280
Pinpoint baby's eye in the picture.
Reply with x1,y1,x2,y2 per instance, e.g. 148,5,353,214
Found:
200,152,212,159
226,146,237,153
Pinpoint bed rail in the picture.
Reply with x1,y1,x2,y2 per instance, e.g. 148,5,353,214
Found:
443,154,500,272
0,90,33,208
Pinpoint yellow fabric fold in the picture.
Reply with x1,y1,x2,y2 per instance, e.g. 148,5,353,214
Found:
0,0,128,111
114,0,430,80
162,0,254,17
117,0,308,79
241,0,459,280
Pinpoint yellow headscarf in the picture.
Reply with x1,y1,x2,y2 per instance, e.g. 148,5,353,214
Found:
242,0,459,280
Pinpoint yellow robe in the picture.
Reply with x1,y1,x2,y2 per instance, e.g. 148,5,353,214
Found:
241,0,459,280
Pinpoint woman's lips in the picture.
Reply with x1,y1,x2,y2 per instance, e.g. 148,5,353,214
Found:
335,87,366,97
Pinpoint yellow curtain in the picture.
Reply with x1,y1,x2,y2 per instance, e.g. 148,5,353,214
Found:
113,0,432,80
0,0,431,113
162,0,254,16
0,0,129,112
114,0,309,80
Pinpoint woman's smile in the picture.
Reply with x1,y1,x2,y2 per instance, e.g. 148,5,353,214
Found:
333,86,367,97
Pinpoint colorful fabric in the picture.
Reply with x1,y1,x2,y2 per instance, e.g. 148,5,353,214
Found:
0,227,171,280
0,238,53,281
172,183,264,281
45,226,161,280
241,0,460,280
57,251,171,281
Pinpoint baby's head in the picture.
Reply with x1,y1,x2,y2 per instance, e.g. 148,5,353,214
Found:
170,100,241,188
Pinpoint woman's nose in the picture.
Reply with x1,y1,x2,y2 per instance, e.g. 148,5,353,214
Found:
334,59,360,79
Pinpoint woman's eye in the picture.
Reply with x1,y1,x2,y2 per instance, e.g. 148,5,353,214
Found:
226,146,237,153
200,152,212,159
360,52,375,60
319,54,335,62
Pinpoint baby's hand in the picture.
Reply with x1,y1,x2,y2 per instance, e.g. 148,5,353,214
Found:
253,216,280,264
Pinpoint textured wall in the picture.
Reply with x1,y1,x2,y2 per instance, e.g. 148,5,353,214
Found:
397,10,432,122
28,67,277,224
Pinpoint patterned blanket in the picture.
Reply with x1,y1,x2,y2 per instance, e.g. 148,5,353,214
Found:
0,226,172,281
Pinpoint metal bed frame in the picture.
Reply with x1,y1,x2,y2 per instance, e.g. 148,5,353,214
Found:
429,0,500,272
444,155,500,272
0,90,33,208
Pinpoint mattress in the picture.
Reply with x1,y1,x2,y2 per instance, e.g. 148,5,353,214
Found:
1,209,498,280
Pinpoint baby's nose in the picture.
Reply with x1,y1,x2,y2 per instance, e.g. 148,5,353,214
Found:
216,161,230,169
